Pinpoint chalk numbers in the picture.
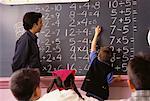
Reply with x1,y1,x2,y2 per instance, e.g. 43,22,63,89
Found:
31,0,138,75
109,0,137,72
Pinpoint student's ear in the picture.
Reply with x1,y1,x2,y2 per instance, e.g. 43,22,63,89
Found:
127,80,135,92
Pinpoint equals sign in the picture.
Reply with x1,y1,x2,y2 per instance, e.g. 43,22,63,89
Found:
133,26,137,32
130,55,134,60
130,37,134,43
132,18,137,22
133,10,138,15
130,48,134,53
132,1,137,6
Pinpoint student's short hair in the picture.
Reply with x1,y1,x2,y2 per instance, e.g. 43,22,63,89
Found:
98,46,113,62
10,68,40,100
100,46,112,55
23,12,42,31
128,53,150,90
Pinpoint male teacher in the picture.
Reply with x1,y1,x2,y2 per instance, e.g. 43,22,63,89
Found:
12,12,43,72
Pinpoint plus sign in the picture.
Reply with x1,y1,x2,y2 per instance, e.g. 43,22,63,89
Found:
116,48,122,53
42,56,46,60
77,21,81,25
119,10,124,14
115,65,121,71
119,18,123,23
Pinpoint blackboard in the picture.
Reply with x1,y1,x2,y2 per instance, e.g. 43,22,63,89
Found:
0,0,150,76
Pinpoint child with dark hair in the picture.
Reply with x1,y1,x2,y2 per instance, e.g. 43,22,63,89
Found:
119,53,150,101
10,68,41,101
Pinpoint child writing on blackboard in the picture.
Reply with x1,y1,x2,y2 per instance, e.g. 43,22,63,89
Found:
81,26,114,100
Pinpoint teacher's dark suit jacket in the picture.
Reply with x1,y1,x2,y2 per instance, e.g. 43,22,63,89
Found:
81,58,113,100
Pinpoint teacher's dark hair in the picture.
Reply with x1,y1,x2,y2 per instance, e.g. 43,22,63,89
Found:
23,12,42,31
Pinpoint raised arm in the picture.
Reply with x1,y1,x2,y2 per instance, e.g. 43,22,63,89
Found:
91,26,102,52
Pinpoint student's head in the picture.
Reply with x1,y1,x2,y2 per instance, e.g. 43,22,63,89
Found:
23,12,43,33
10,68,41,101
127,53,150,91
98,46,113,63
